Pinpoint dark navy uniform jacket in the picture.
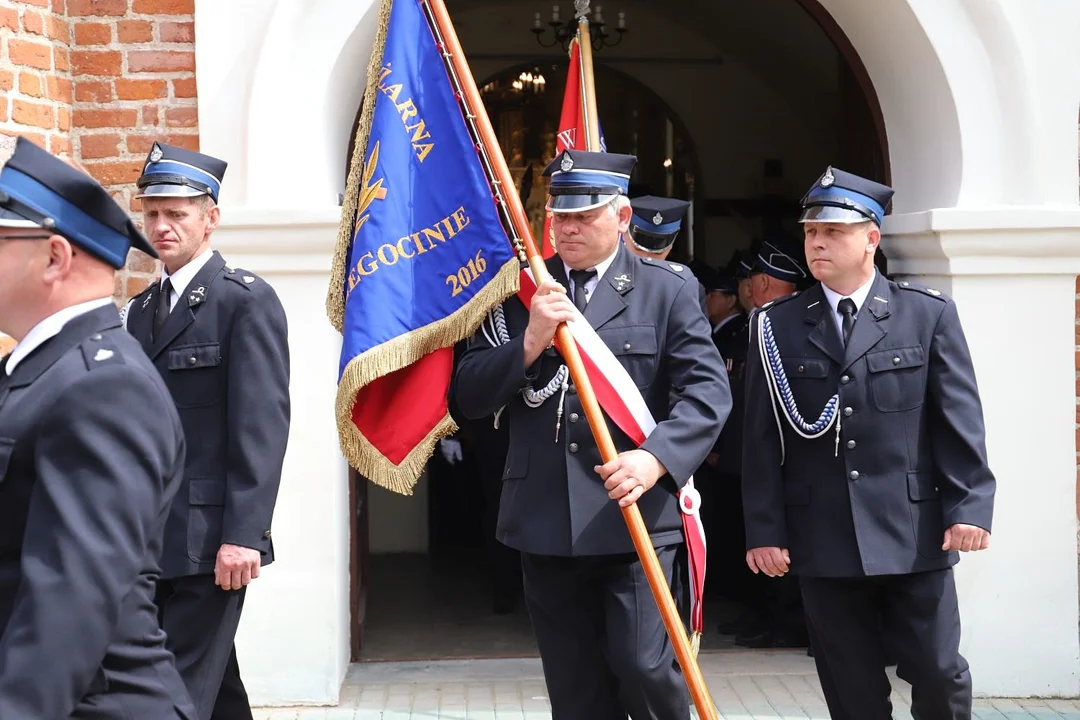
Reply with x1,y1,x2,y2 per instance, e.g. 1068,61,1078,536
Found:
127,251,290,579
0,305,195,719
742,272,996,577
455,245,731,556
712,313,748,475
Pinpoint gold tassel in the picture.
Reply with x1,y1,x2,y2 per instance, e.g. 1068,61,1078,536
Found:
690,630,701,659
326,0,394,333
335,257,520,494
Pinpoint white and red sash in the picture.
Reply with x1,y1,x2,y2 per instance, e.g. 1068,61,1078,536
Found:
516,268,707,638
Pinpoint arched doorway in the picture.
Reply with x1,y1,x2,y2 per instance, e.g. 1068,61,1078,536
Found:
477,60,704,262
351,0,892,662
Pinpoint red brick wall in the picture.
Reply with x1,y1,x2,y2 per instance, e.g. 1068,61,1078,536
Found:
0,0,197,303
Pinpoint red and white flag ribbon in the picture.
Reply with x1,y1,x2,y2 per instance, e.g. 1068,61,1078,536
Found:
516,268,707,639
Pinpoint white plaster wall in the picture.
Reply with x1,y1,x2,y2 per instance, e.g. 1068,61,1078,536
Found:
194,0,1080,703
210,210,353,705
886,211,1080,696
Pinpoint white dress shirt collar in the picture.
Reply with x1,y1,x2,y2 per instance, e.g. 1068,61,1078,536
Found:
822,270,877,317
562,246,619,305
162,247,214,308
6,297,115,375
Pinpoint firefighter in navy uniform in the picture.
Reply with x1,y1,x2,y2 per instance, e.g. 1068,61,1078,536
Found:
623,194,709,317
0,137,196,719
123,143,291,720
695,264,751,612
455,149,730,720
742,166,995,719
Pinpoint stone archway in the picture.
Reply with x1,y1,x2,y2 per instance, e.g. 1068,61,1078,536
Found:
195,0,1080,704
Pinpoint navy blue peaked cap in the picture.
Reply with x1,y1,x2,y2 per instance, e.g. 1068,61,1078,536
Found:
0,136,155,268
754,234,807,284
627,195,690,252
543,149,636,212
800,166,894,226
136,142,227,204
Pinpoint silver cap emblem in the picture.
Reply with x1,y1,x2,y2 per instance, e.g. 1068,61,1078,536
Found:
652,212,663,225
560,153,573,172
149,144,163,163
821,167,835,187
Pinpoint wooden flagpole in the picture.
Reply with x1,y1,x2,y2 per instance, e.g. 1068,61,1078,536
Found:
422,1,718,718
575,1,602,150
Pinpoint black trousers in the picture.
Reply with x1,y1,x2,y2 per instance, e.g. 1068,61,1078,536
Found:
156,575,250,720
800,568,971,720
209,646,252,720
521,546,689,720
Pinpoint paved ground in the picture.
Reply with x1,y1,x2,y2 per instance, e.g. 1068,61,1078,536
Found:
252,651,1080,719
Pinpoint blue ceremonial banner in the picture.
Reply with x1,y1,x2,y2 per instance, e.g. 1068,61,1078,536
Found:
327,0,519,493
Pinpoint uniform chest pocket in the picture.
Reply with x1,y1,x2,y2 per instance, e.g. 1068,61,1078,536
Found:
866,345,925,412
597,325,658,357
167,343,223,408
781,358,830,380
0,437,14,488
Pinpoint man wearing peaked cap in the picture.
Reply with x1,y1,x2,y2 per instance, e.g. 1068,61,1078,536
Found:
749,234,809,309
625,195,690,261
457,149,730,720
623,195,710,318
123,142,291,720
0,136,196,718
741,166,995,719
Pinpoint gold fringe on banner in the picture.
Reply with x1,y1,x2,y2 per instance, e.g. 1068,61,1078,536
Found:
334,257,520,495
326,0,394,332
324,0,520,494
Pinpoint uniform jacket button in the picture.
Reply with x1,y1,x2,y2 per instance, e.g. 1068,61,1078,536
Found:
91,333,102,341
843,407,853,417
849,470,860,480
893,356,901,365
568,443,579,453
188,356,197,365
846,440,856,450
797,365,805,373
623,343,631,351
841,375,850,384
263,530,272,539
569,413,579,423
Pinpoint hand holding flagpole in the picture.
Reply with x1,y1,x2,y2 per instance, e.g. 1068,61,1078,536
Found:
424,1,719,717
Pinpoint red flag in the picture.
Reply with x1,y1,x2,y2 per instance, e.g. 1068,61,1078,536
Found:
540,39,588,259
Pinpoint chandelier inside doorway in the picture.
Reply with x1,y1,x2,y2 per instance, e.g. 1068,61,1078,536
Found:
531,0,627,53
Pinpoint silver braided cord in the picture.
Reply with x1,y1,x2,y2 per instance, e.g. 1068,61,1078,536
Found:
755,310,841,465
483,304,569,439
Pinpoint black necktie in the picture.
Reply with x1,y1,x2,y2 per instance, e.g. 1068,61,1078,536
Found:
838,297,856,346
569,269,596,313
153,278,173,340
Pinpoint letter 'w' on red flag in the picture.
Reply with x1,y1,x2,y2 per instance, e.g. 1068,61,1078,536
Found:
325,0,519,494
540,37,606,259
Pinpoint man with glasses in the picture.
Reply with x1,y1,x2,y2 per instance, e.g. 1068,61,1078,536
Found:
0,137,195,719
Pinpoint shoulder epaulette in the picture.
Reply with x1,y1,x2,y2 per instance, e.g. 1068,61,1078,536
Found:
639,256,690,280
759,289,802,311
223,267,262,291
80,333,126,370
895,280,948,302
